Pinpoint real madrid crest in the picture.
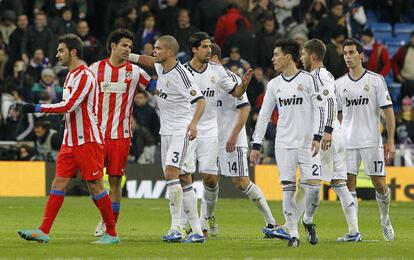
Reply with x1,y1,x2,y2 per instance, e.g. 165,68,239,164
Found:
386,95,391,101
297,84,304,91
364,85,369,92
165,80,170,87
210,76,216,83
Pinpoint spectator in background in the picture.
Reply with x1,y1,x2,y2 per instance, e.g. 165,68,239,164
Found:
193,0,227,36
158,0,180,34
10,60,34,102
313,0,347,43
21,11,55,63
305,0,328,37
173,9,199,61
246,67,265,108
222,47,251,78
113,5,139,33
33,121,60,161
26,48,49,83
4,87,34,141
224,18,258,67
396,96,414,144
137,13,160,50
0,10,16,45
214,3,251,47
8,14,28,65
18,144,36,161
129,116,156,164
32,68,63,103
33,91,63,129
273,0,300,31
360,29,391,77
392,31,414,101
282,16,309,45
51,6,77,37
257,14,282,72
76,20,103,65
133,89,159,141
34,0,87,21
324,27,347,78
345,0,367,38
247,0,275,33
0,48,8,80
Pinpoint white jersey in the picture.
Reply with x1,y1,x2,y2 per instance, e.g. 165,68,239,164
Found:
336,70,393,149
217,88,249,148
154,62,204,135
183,61,238,137
312,67,338,131
252,70,324,149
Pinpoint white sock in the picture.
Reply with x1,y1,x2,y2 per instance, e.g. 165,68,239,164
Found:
332,182,359,235
282,183,299,238
167,179,183,230
243,181,276,226
295,180,306,220
201,183,219,219
180,199,188,228
376,187,390,221
303,183,321,224
350,190,358,216
182,184,203,235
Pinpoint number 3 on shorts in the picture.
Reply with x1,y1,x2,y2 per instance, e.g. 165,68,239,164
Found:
172,152,180,163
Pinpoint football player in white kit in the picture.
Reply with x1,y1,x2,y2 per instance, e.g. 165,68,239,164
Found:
250,39,325,247
336,38,395,241
297,39,361,242
129,35,207,243
180,32,253,237
210,43,285,238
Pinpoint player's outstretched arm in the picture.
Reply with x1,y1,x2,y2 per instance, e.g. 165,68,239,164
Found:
129,53,155,68
230,68,253,97
227,104,250,153
383,107,396,163
187,97,205,140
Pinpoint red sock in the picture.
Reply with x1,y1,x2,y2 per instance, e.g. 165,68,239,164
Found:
39,190,65,234
95,192,117,236
113,212,119,224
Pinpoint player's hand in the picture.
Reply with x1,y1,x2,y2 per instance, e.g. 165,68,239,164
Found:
242,68,254,87
321,132,332,150
385,140,395,163
186,122,197,140
250,150,261,165
226,134,237,153
311,140,320,157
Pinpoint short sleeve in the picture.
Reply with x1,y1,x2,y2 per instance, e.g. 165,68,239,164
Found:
377,76,393,108
335,80,343,112
235,93,249,109
175,64,204,104
216,65,239,93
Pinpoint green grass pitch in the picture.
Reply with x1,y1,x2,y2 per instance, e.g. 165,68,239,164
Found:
1,197,413,259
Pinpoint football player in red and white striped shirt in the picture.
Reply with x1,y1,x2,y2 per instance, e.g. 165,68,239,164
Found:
18,33,119,244
89,29,153,236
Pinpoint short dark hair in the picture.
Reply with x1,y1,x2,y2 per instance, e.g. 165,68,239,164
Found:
274,39,300,63
303,39,326,61
343,38,364,54
187,32,210,57
106,28,134,53
58,33,83,58
34,121,47,129
211,43,222,60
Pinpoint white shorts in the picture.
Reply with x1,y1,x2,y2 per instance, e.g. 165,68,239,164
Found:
320,127,347,181
161,135,193,170
275,147,321,183
218,147,249,177
346,147,386,176
182,136,218,175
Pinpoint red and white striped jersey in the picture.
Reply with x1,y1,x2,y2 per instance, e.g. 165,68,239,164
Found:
89,59,151,139
40,64,103,147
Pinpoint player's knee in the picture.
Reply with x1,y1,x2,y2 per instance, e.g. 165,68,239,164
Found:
202,174,218,188
331,179,346,186
51,177,70,191
179,173,192,186
232,177,249,190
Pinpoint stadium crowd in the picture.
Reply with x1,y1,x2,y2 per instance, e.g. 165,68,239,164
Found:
0,0,414,163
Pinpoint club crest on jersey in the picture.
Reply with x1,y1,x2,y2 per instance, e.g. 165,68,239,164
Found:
125,71,132,80
190,90,197,96
210,76,216,83
386,95,391,101
323,89,329,96
364,85,369,92
297,84,304,91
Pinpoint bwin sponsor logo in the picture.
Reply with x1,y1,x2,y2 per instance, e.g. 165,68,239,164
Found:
345,96,368,107
278,95,303,107
201,87,215,97
217,100,223,107
157,89,168,99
